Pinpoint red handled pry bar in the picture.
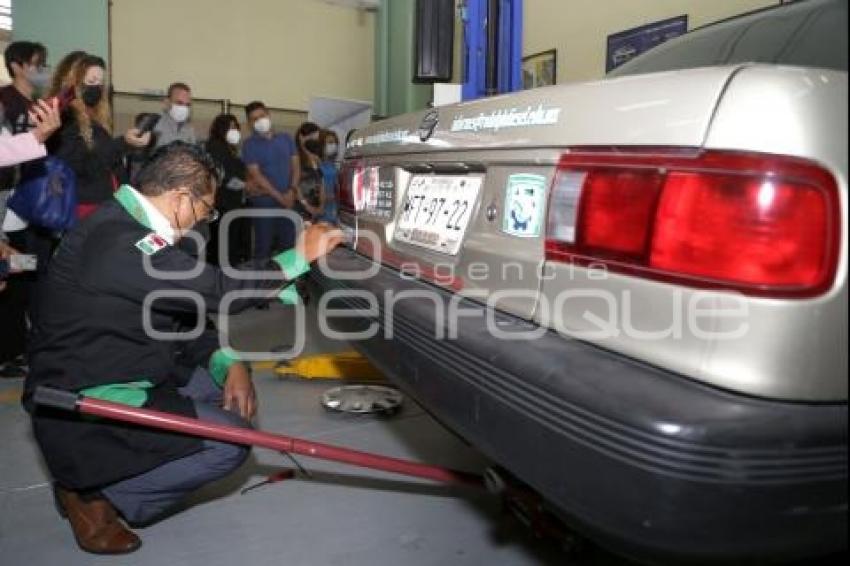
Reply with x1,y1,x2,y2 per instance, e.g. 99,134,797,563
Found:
33,386,482,487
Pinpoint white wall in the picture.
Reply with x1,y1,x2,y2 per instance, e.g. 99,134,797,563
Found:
524,0,779,84
110,0,375,111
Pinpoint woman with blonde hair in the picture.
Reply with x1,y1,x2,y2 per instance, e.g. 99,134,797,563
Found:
46,50,87,98
47,54,150,219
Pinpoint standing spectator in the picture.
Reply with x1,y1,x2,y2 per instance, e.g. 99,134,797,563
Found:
47,55,151,219
291,122,325,221
0,99,62,300
0,99,60,167
0,41,49,135
319,129,341,223
1,41,50,217
153,82,196,148
241,101,297,258
46,50,87,98
0,40,49,379
205,113,249,266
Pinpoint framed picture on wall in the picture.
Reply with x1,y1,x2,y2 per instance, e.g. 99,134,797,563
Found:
606,15,688,72
522,49,557,90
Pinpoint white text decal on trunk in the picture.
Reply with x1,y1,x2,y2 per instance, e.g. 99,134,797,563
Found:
450,105,561,133
348,129,411,148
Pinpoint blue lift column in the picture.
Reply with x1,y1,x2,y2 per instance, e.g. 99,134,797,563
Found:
462,0,523,101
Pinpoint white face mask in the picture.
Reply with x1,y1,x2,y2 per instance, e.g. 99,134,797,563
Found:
253,116,272,134
325,143,339,157
169,103,191,123
225,128,241,146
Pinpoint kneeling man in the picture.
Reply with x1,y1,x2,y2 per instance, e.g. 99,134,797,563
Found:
23,142,341,554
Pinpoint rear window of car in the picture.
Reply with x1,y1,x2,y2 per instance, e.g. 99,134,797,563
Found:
609,0,848,77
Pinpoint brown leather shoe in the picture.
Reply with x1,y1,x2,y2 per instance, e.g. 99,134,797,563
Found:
54,485,141,555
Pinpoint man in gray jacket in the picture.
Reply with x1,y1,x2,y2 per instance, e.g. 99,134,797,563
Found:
152,82,197,149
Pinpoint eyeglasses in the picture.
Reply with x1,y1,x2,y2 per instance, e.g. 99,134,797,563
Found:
193,197,220,223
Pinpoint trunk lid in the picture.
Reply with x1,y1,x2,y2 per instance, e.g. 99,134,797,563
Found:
339,66,743,320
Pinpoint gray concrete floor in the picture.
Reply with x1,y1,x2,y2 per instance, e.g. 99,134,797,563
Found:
0,302,627,566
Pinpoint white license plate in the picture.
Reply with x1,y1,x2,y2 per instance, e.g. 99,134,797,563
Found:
394,175,482,255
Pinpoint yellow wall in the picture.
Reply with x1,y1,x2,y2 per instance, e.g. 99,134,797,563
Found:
110,0,374,110
1,30,12,84
524,0,778,84
0,38,9,85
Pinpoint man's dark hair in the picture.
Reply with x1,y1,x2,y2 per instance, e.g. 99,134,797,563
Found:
244,101,266,119
136,142,220,198
4,41,47,78
33,43,47,66
167,82,191,98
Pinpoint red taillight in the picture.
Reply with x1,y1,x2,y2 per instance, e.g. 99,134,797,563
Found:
546,149,842,297
578,169,663,260
339,161,364,213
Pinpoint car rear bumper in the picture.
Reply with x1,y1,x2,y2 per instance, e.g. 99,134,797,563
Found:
311,249,848,562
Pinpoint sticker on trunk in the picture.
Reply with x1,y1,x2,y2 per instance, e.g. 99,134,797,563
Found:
503,174,547,238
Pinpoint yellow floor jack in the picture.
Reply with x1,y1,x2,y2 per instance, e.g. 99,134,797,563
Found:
271,350,386,382
273,350,401,415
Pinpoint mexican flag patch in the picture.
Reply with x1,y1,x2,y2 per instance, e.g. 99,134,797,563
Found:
135,233,169,255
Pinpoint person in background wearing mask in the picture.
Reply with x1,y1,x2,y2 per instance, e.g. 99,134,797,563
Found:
291,121,325,221
205,113,250,266
23,143,343,555
45,49,87,100
0,40,49,379
0,100,62,268
0,41,50,136
0,99,61,385
0,99,62,167
47,54,151,219
241,100,297,259
0,41,51,233
153,82,196,148
318,129,341,223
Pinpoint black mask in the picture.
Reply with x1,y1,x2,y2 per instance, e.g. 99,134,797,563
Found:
305,139,322,155
81,85,103,107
